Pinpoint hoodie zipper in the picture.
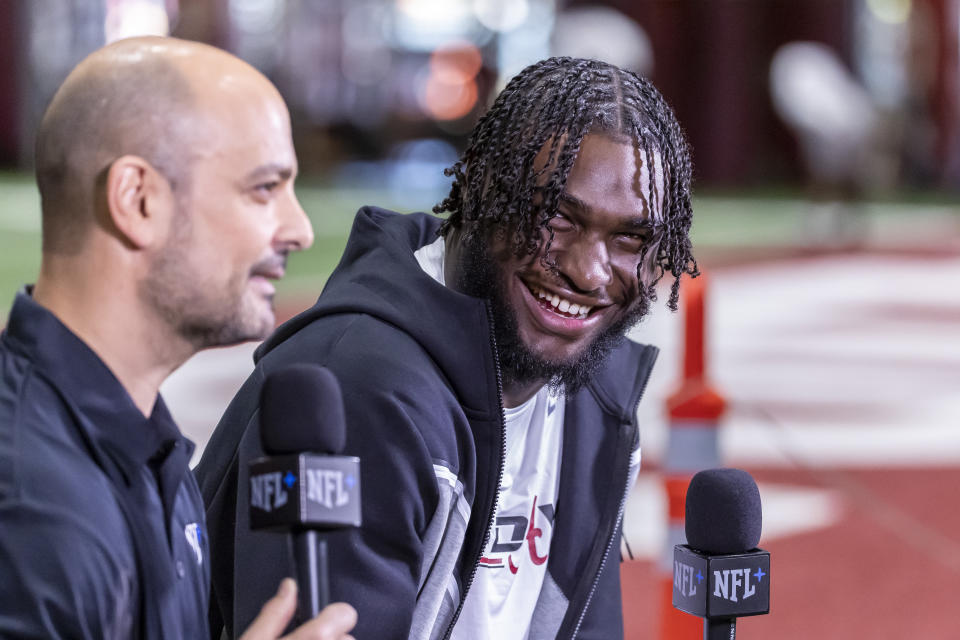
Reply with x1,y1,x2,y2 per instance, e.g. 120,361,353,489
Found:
440,301,507,640
565,349,656,639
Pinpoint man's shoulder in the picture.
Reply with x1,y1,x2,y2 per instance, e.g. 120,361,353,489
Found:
0,351,67,490
262,311,465,440
574,337,660,420
0,349,138,637
198,310,465,497
0,350,129,539
0,482,138,638
266,311,448,391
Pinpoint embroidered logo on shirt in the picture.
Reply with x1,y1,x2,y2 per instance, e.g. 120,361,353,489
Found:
184,522,204,566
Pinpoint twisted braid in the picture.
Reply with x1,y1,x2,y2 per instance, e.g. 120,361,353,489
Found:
434,57,698,310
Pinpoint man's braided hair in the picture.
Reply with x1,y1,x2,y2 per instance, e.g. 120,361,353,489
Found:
434,57,698,310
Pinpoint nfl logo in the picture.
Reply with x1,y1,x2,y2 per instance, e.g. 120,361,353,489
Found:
184,522,204,566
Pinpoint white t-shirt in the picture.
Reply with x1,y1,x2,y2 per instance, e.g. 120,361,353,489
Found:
415,238,565,640
451,387,565,640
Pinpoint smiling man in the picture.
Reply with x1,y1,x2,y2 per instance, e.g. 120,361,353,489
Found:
198,57,697,639
0,37,356,639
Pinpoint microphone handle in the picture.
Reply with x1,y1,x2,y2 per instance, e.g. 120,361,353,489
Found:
705,618,736,640
293,531,330,622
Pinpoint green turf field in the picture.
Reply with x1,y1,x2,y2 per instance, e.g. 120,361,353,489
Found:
1,171,957,321
0,174,43,308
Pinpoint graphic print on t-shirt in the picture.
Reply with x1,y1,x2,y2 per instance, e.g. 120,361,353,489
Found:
479,495,554,574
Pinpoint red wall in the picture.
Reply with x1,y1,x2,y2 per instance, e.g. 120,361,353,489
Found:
0,2,22,165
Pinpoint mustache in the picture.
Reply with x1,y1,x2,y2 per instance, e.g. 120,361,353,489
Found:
249,252,289,279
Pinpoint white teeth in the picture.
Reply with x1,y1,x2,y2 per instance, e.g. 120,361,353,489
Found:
531,285,592,318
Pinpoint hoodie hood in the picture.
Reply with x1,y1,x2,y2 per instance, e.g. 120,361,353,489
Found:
257,206,500,417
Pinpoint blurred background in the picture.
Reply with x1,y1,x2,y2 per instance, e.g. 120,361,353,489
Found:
0,0,958,638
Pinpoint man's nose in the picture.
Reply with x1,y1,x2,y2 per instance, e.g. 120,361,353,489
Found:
277,189,314,252
556,238,613,293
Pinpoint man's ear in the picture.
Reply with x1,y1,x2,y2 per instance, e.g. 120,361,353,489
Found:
104,155,174,249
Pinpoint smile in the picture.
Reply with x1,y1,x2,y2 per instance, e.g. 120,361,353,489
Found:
528,284,592,319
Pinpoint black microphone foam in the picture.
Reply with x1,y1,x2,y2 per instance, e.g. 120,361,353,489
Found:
685,468,762,555
260,364,346,455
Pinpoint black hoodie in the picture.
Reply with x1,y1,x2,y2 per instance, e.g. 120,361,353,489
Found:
196,207,658,639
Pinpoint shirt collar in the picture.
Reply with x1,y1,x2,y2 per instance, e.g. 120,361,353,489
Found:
413,235,446,285
3,288,191,478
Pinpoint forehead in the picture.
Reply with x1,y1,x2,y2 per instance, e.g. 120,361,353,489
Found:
188,75,296,173
559,133,666,224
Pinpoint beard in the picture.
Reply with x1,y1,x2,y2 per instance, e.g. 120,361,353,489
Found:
139,221,277,351
455,234,654,395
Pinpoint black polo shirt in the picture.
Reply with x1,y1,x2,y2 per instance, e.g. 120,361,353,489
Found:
0,290,209,639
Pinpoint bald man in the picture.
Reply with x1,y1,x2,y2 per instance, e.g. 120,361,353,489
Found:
0,38,355,639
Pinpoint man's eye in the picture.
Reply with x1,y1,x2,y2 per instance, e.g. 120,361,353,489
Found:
255,181,280,194
549,213,575,231
615,232,651,252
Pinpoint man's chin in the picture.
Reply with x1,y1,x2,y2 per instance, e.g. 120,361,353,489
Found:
188,307,275,350
244,294,277,333
517,338,593,372
502,305,646,394
246,310,277,342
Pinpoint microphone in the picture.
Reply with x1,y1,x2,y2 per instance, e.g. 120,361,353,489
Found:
672,468,770,639
248,364,361,624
